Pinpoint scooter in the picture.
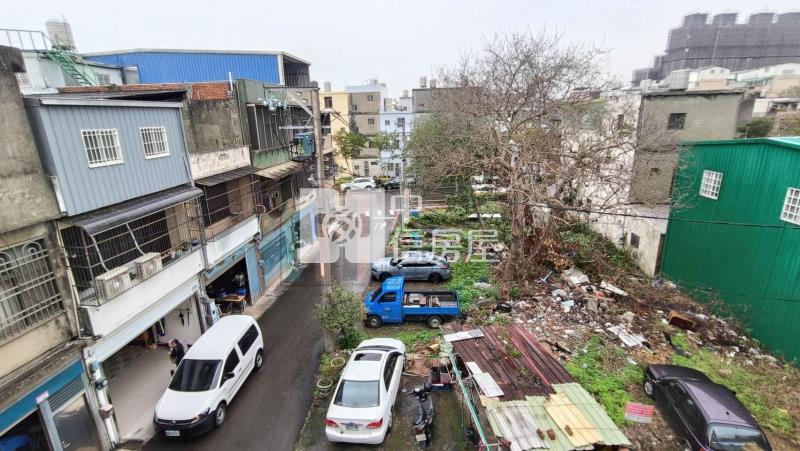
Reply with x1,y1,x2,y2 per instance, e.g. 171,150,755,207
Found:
411,383,434,448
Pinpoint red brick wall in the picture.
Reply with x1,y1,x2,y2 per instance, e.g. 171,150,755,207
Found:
189,82,231,100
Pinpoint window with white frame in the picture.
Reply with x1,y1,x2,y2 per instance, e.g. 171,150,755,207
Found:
140,127,170,158
699,170,723,199
780,187,800,225
81,129,123,167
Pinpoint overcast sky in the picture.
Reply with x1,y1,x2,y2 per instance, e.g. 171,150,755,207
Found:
5,0,799,97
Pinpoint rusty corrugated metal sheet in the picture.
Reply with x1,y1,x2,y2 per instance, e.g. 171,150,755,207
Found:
446,325,572,400
553,383,632,447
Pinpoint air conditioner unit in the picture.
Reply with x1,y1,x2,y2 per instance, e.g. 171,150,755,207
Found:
133,252,163,280
95,266,133,300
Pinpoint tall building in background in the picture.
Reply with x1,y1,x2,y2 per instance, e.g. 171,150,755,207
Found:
344,80,386,177
633,12,800,85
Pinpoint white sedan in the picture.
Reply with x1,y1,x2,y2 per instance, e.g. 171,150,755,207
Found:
325,338,406,444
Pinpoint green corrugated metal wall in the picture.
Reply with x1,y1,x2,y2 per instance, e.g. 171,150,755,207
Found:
661,138,800,363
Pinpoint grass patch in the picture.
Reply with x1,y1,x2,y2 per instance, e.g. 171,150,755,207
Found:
565,336,643,425
446,261,498,310
362,324,438,350
670,334,797,437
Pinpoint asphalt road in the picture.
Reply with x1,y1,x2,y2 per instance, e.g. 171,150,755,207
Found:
144,259,369,451
144,198,387,451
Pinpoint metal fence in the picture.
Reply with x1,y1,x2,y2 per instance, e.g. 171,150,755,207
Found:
61,199,203,306
0,240,64,344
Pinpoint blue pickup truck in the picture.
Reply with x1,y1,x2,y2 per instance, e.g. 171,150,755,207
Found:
364,276,461,328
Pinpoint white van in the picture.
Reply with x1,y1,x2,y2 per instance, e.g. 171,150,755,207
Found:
153,315,264,438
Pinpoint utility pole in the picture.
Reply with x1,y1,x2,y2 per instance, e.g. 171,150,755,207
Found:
311,86,335,352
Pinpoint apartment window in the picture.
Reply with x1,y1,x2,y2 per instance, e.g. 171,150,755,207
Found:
385,120,390,126
699,170,723,200
629,232,640,249
368,118,375,125
324,96,333,108
352,104,358,112
96,73,111,85
367,94,374,102
15,72,30,88
81,129,123,167
140,127,170,159
780,187,800,225
667,113,686,130
397,117,405,128
616,113,624,129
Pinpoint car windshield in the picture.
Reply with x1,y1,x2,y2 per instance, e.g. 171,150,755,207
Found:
169,359,222,392
333,380,380,408
708,424,769,451
370,288,382,301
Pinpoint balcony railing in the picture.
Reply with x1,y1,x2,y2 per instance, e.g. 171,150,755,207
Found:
0,239,64,344
200,175,260,241
61,199,203,307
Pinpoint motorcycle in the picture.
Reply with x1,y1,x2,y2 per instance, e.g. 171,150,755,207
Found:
411,383,434,448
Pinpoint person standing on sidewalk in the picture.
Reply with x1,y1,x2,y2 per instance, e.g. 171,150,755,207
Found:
168,338,186,367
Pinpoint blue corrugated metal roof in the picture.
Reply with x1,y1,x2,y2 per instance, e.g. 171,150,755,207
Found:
85,50,282,84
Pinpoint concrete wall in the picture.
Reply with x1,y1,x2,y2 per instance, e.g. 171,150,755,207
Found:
0,46,60,233
183,84,243,155
631,92,747,204
349,92,381,114
351,113,380,136
0,315,72,380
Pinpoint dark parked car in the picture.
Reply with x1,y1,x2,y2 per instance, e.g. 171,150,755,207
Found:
383,177,401,190
644,364,771,451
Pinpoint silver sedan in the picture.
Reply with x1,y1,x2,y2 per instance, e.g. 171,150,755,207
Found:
370,252,451,283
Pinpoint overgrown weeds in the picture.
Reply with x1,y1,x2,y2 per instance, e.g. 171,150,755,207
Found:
446,261,498,310
565,336,643,425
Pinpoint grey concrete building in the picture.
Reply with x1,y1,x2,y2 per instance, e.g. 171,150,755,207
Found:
0,45,108,450
634,12,800,84
631,90,753,204
346,81,386,176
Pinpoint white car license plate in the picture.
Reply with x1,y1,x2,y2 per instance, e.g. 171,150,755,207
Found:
165,430,180,437
345,423,358,431
416,433,427,442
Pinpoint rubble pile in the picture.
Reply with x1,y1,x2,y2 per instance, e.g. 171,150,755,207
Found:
475,266,779,368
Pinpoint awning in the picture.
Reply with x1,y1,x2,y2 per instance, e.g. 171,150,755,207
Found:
195,166,260,187
256,161,304,180
323,147,335,155
65,185,203,235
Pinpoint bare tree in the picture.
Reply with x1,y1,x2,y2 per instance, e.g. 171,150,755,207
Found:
408,30,640,293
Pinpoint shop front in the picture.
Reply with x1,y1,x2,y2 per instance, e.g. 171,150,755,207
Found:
0,359,105,451
203,243,262,314
83,275,206,445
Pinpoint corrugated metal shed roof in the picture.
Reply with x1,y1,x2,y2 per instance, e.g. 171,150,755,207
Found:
256,161,303,180
84,48,310,64
195,166,259,187
544,393,604,448
526,397,593,451
552,383,632,447
681,136,800,151
447,325,573,400
84,50,289,85
485,401,548,450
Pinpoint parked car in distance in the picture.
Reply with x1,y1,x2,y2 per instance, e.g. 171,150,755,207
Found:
643,364,771,451
472,184,508,197
325,338,406,445
340,177,376,192
383,177,401,190
371,251,451,282
153,316,264,438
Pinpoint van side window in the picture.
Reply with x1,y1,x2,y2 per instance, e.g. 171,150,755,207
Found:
224,349,240,374
238,325,259,355
379,292,397,303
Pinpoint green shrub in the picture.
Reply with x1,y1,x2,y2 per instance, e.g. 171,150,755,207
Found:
338,328,366,350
